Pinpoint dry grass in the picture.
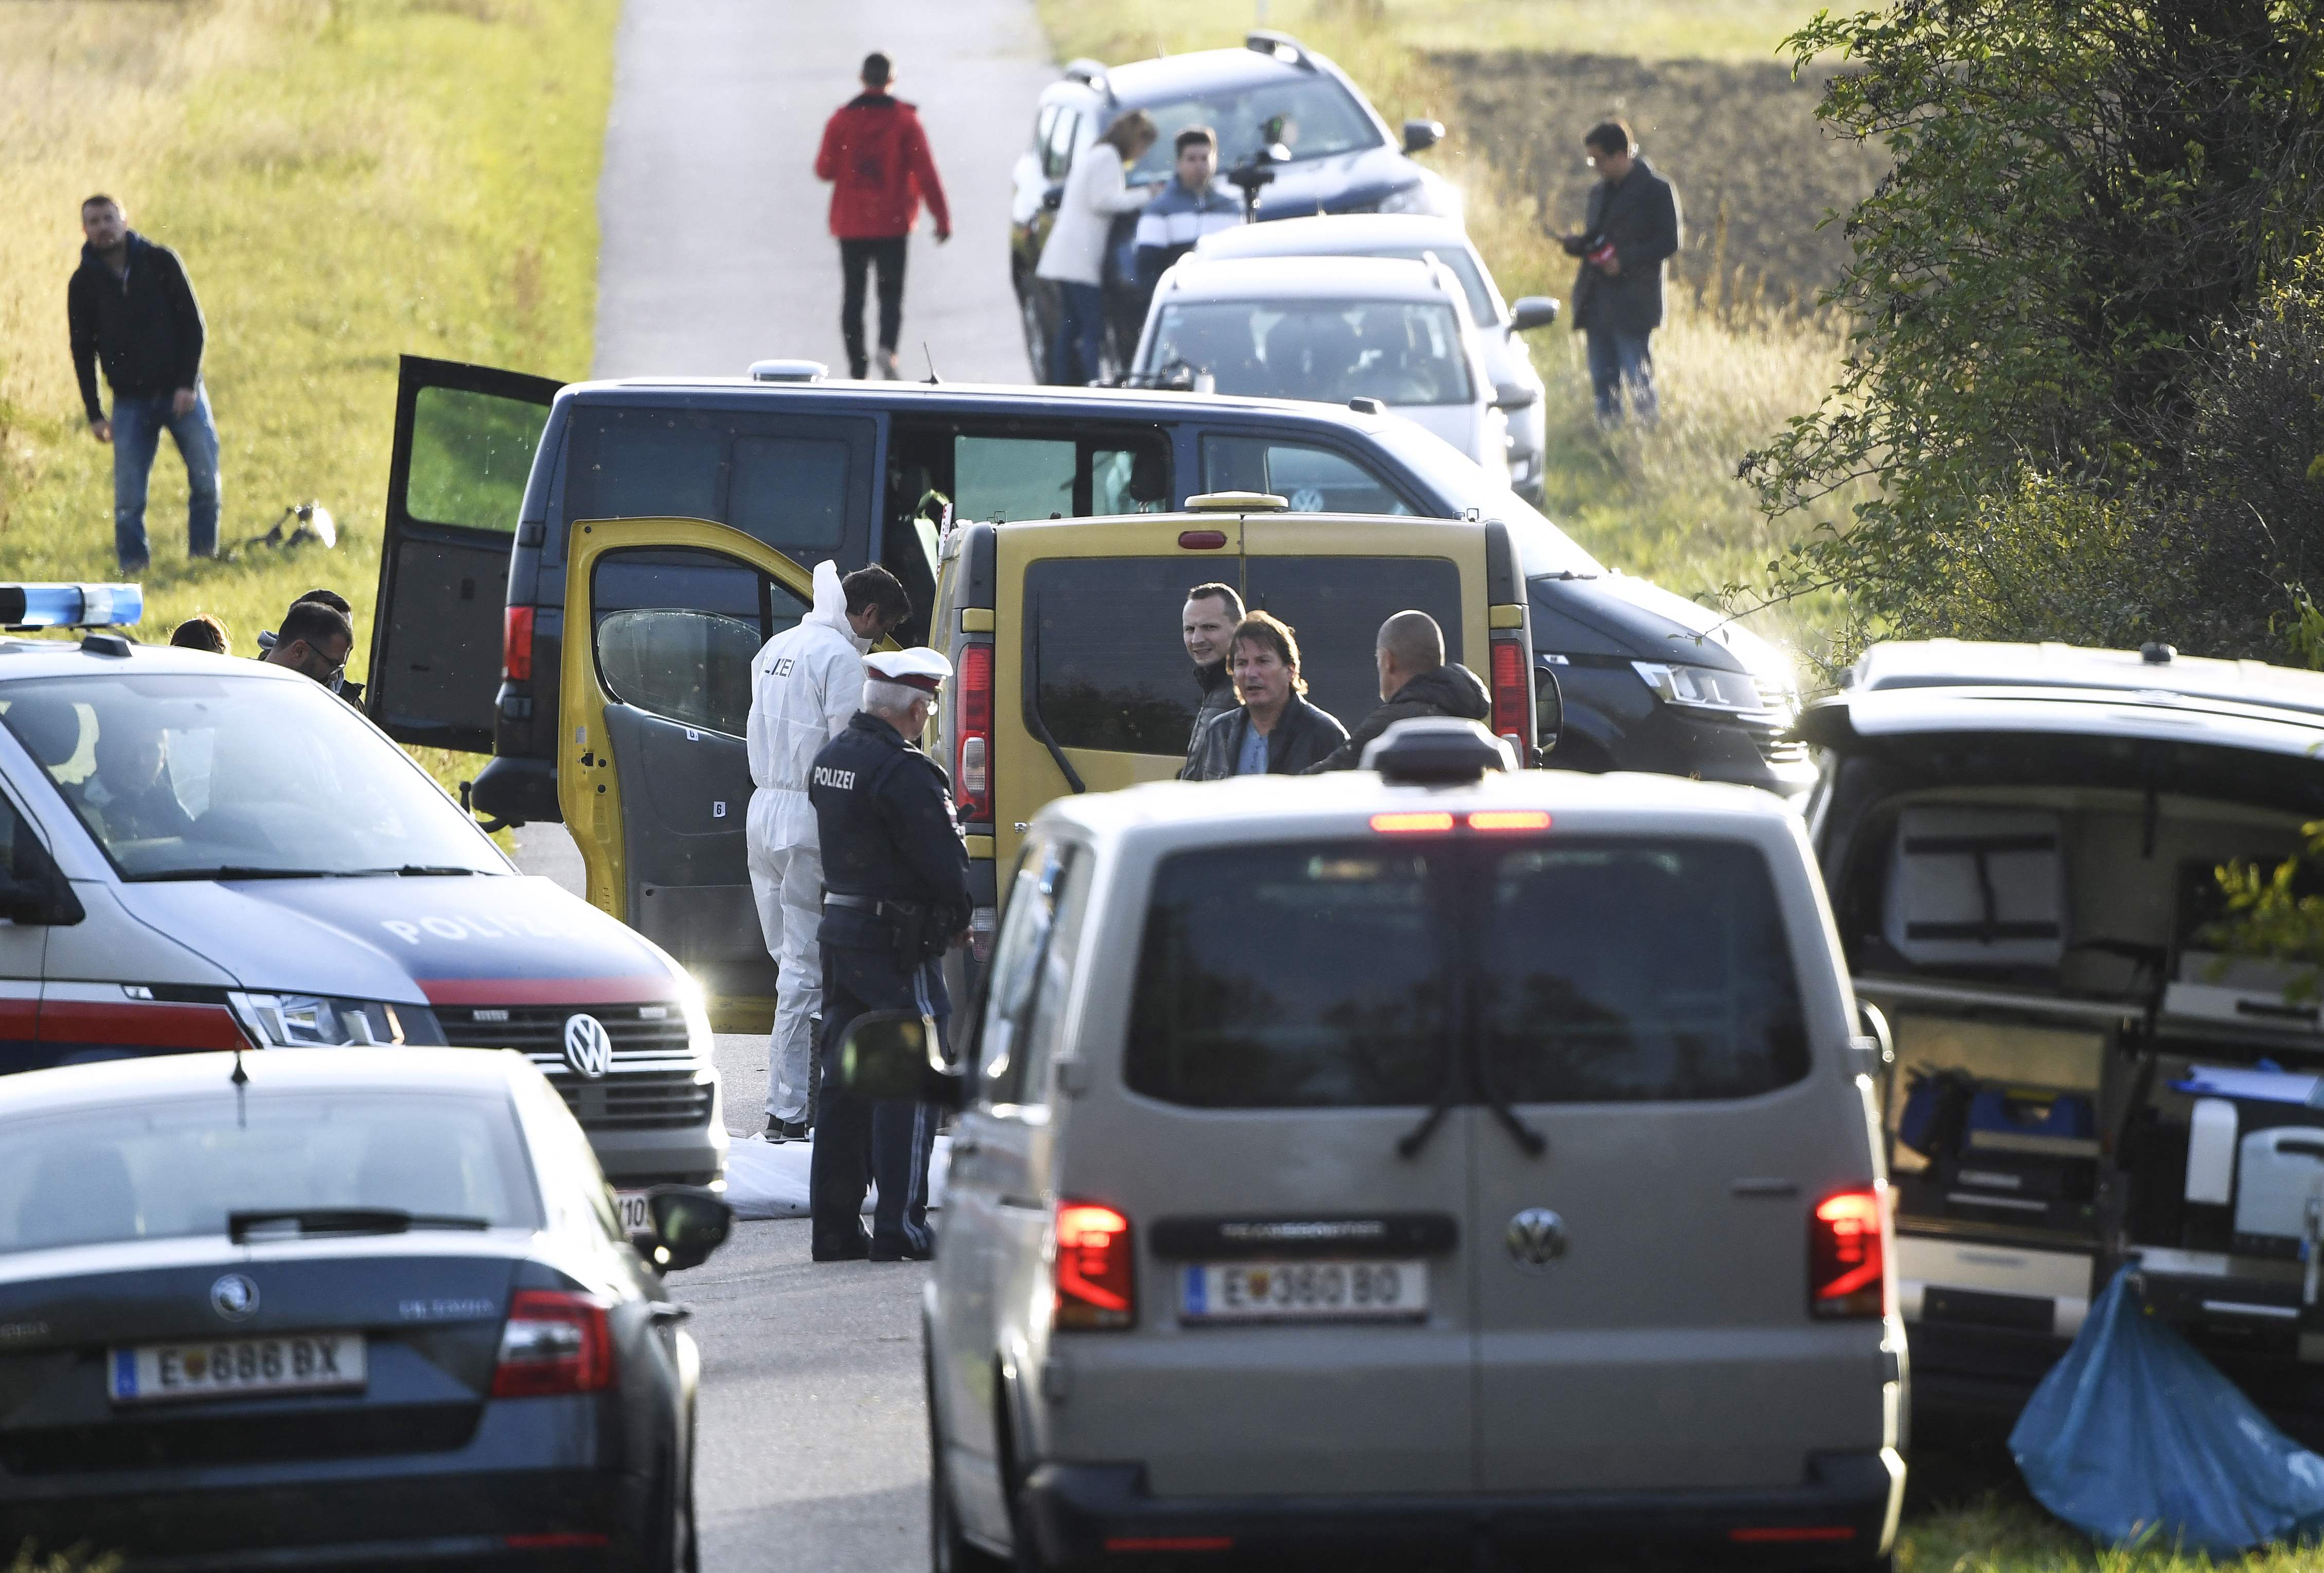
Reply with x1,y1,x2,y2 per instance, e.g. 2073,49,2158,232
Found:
0,0,615,812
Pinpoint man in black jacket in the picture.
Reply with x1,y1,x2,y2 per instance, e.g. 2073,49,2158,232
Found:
1559,122,1682,426
1183,612,1348,779
1305,611,1491,773
67,195,218,572
1177,581,1244,777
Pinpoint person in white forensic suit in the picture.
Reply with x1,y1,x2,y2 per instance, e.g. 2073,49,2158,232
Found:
746,559,912,1141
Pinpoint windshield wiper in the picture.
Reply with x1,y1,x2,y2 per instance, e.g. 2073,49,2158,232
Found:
135,866,336,882
228,1208,491,1243
339,865,487,877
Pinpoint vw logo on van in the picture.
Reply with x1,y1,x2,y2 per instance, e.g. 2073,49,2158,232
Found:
210,1273,260,1321
1505,1208,1567,1271
562,1013,614,1080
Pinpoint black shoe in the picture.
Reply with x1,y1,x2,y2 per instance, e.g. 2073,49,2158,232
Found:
868,1241,934,1263
763,1118,809,1143
812,1237,872,1262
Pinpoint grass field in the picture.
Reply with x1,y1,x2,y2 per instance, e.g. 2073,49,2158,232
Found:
1043,0,1876,662
0,0,616,807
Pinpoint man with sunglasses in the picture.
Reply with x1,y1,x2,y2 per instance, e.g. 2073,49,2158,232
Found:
262,599,353,689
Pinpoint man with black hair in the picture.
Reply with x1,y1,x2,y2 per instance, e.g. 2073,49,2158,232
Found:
1134,127,1238,302
747,561,913,1142
261,601,353,688
258,590,363,702
816,52,951,380
1558,121,1681,425
1178,581,1244,777
68,194,217,573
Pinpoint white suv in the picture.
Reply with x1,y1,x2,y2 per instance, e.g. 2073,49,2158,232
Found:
842,721,1906,1571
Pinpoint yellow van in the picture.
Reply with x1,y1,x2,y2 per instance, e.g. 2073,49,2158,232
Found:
927,494,1542,945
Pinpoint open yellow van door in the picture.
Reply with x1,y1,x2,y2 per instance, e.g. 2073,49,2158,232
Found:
561,516,824,1031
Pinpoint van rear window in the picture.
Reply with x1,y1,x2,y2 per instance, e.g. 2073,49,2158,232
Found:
562,409,870,557
1126,842,1445,1108
1126,837,1809,1109
1023,555,1462,758
1478,843,1808,1101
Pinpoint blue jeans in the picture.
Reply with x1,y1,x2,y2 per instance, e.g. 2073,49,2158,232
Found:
1049,281,1106,386
111,389,221,567
1584,328,1657,425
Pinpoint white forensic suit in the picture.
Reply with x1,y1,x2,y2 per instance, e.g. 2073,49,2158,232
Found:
746,561,871,1127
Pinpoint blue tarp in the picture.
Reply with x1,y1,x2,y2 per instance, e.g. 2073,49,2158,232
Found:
2010,1270,2324,1557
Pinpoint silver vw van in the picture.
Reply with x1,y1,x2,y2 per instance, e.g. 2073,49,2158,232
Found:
845,722,1905,1570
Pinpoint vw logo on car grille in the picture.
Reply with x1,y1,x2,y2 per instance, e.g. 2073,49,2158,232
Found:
1505,1208,1567,1271
210,1273,260,1321
563,1013,614,1080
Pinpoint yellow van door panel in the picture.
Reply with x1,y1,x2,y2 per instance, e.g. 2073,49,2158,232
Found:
991,521,1246,871
561,516,818,1028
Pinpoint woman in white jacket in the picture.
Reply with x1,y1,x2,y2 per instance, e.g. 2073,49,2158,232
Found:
1033,109,1159,385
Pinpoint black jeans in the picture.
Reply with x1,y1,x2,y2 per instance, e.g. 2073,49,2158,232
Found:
839,236,908,378
809,940,943,1258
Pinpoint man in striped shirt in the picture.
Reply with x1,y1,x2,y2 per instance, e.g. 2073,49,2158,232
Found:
1133,126,1240,305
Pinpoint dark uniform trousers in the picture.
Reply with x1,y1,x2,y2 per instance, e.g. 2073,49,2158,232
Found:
811,940,946,1258
805,709,972,1261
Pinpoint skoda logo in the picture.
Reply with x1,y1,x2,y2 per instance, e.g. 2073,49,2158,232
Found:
563,1013,613,1080
1506,1208,1567,1271
210,1273,260,1321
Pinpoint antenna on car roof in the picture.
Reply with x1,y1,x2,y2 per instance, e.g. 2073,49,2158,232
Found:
922,343,942,385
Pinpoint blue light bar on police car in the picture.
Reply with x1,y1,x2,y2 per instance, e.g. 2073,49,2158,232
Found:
0,583,145,630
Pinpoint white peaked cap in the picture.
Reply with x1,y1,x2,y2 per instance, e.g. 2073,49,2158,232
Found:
864,647,953,693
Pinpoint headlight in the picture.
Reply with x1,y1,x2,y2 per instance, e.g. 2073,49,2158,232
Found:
228,991,405,1047
1631,661,1777,716
1375,176,1459,219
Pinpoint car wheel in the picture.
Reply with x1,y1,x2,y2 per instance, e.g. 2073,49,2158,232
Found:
1015,276,1048,383
927,1348,1012,1573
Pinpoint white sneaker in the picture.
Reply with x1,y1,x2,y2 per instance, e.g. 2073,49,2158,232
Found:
875,349,901,380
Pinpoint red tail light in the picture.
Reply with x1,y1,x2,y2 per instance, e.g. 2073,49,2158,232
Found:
1054,1201,1134,1330
1489,636,1530,761
956,643,993,824
502,605,535,682
492,1290,614,1396
1810,1186,1889,1318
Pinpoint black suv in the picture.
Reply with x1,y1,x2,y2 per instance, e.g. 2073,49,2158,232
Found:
1009,32,1458,379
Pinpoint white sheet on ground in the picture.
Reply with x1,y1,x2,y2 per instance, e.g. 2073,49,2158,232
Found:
723,1131,952,1221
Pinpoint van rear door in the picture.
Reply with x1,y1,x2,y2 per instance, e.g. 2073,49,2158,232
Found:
560,516,818,1027
1060,833,1477,1497
367,355,562,752
993,520,1243,871
1463,828,1887,1492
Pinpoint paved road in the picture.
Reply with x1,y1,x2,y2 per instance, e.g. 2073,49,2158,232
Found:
523,1,1056,1565
593,0,1053,383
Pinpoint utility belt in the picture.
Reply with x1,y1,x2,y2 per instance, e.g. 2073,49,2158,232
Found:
825,891,948,971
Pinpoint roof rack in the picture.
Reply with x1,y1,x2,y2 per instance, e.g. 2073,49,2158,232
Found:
1245,30,1315,70
0,582,144,632
749,359,827,383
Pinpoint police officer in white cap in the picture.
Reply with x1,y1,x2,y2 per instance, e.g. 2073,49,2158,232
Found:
744,561,911,1142
806,645,969,1261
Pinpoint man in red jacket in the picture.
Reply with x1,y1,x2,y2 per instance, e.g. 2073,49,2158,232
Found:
815,52,952,380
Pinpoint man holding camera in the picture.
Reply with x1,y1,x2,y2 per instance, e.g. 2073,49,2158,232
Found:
1560,121,1682,426
805,646,968,1263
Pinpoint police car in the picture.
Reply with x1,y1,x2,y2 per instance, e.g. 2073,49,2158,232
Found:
0,585,725,1219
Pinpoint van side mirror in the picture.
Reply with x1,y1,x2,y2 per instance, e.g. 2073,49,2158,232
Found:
1534,665,1564,759
1509,296,1559,333
644,1185,734,1273
1402,118,1445,154
1042,184,1066,211
838,1009,967,1110
0,849,83,928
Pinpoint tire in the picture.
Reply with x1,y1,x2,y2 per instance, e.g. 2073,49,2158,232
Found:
927,1348,1012,1573
1015,276,1049,384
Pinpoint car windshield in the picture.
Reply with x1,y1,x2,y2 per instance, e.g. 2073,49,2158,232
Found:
0,672,505,880
1148,299,1474,406
1122,76,1381,181
0,1089,542,1255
